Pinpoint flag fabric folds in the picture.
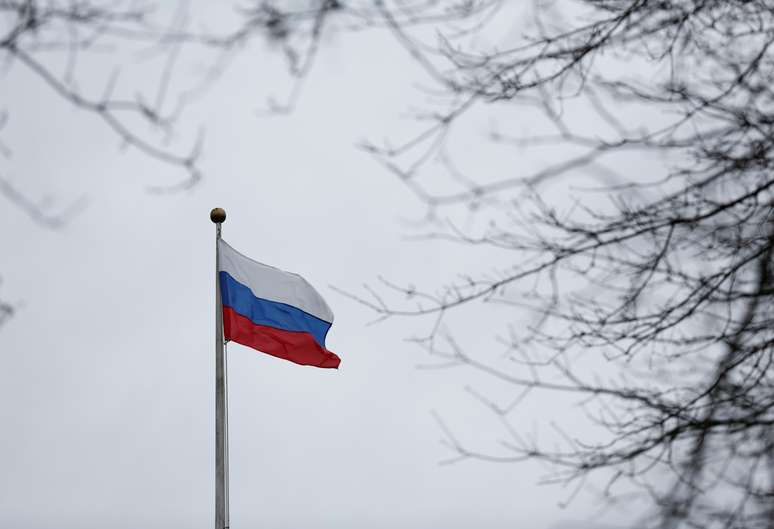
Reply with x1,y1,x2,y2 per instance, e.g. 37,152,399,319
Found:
218,239,341,369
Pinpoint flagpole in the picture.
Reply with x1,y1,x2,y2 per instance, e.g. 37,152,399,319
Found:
211,207,228,529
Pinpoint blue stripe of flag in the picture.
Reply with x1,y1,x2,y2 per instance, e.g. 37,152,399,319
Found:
219,271,331,348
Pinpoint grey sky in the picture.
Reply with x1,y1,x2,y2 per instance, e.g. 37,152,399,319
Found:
0,5,637,528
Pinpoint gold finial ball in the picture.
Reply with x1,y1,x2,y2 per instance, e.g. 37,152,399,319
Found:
210,207,226,223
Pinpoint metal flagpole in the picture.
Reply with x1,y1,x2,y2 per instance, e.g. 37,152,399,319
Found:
211,207,228,529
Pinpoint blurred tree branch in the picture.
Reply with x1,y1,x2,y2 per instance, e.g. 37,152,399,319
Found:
339,1,774,528
1,0,205,190
0,0,491,220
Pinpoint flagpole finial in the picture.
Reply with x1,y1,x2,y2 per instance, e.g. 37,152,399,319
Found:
210,208,226,224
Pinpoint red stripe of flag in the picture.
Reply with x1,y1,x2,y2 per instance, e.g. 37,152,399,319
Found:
222,306,341,369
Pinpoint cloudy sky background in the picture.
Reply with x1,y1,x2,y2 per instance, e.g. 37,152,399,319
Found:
0,4,650,528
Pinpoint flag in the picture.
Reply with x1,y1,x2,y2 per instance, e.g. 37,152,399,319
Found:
218,239,341,368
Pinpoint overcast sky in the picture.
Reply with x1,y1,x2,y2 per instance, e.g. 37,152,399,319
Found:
0,5,638,528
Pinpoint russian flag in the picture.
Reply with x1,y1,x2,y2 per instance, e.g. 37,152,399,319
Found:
218,240,341,369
